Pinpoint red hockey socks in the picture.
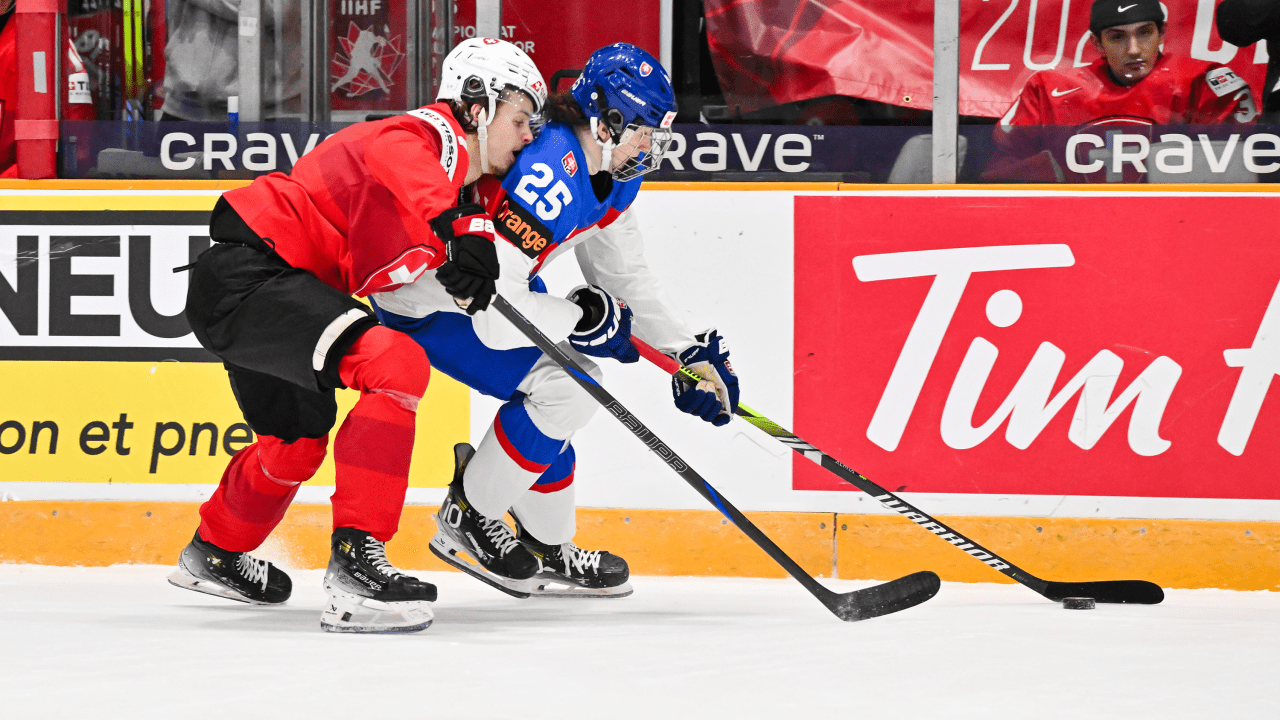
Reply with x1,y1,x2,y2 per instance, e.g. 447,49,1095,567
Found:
198,434,328,552
329,327,430,541
198,327,428,550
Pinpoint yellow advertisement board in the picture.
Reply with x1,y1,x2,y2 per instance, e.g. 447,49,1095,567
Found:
0,360,467,487
0,191,467,488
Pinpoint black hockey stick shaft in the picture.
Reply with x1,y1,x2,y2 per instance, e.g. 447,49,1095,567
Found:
491,295,940,621
634,338,1163,605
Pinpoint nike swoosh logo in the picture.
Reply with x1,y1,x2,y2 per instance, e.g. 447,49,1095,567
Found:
1118,4,1137,11
1051,87,1081,97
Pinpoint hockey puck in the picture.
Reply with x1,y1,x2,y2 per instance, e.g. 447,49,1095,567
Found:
1062,597,1096,610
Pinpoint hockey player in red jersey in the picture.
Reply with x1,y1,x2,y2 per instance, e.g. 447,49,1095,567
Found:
167,39,546,633
983,0,1258,182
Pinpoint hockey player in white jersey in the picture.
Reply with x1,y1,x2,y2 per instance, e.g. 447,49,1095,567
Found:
373,43,741,598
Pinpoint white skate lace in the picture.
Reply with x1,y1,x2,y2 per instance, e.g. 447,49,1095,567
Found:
478,517,522,557
560,543,602,576
236,554,269,591
362,538,404,579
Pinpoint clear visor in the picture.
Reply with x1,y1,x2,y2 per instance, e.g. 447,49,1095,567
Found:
611,123,673,181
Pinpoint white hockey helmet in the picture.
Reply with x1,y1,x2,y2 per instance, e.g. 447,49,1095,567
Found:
437,38,547,126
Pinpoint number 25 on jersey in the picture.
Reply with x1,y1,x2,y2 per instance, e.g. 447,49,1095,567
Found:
514,163,574,222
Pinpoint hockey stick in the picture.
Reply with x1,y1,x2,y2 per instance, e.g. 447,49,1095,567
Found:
633,338,1164,605
490,295,941,621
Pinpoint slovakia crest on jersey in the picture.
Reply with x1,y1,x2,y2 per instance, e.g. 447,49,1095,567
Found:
562,151,578,177
640,61,653,77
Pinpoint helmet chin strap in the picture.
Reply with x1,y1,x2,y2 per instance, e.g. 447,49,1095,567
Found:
590,117,615,174
476,108,490,174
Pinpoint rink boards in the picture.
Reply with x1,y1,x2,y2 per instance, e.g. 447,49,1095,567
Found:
1,182,1278,590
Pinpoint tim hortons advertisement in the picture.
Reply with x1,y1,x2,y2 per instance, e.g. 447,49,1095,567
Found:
793,194,1280,500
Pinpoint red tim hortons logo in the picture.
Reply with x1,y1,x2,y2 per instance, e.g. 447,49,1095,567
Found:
792,194,1280,502
562,151,578,177
640,61,653,77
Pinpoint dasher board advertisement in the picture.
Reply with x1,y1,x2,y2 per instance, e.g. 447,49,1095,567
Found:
0,203,466,487
794,194,1280,500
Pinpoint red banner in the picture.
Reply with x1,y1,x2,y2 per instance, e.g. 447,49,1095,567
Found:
705,0,1270,118
329,1,410,113
452,0,662,91
794,194,1280,499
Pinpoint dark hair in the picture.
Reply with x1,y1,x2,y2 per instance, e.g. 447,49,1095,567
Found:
447,100,479,134
448,87,541,133
543,91,588,126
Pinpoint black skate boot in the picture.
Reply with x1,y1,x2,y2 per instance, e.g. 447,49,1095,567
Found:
430,443,540,598
167,530,292,605
321,527,436,633
514,517,633,598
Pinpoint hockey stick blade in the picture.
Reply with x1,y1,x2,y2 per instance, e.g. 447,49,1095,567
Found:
632,338,1164,606
822,571,941,622
1042,580,1165,604
490,295,940,622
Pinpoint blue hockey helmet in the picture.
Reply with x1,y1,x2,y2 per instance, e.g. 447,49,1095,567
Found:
570,44,678,180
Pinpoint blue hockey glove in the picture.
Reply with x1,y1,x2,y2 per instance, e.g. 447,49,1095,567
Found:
672,374,723,423
672,329,739,427
566,285,640,363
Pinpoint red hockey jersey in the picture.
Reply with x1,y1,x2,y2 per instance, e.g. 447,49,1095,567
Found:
984,54,1258,182
224,103,470,297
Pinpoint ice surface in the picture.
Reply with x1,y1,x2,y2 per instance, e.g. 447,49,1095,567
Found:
0,565,1276,719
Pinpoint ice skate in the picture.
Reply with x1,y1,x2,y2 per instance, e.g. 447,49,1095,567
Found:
430,443,540,598
321,527,436,633
515,518,633,598
167,530,292,605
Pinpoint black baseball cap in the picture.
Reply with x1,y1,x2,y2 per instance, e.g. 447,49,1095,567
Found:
1090,0,1165,35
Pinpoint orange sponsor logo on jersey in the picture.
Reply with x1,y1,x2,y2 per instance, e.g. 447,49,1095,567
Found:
497,199,549,254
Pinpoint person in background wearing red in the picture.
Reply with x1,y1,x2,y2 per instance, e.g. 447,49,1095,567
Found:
984,0,1257,182
0,0,97,177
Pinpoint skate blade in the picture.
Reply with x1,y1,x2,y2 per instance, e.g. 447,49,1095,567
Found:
429,532,536,599
530,577,634,599
320,583,433,634
166,569,282,606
